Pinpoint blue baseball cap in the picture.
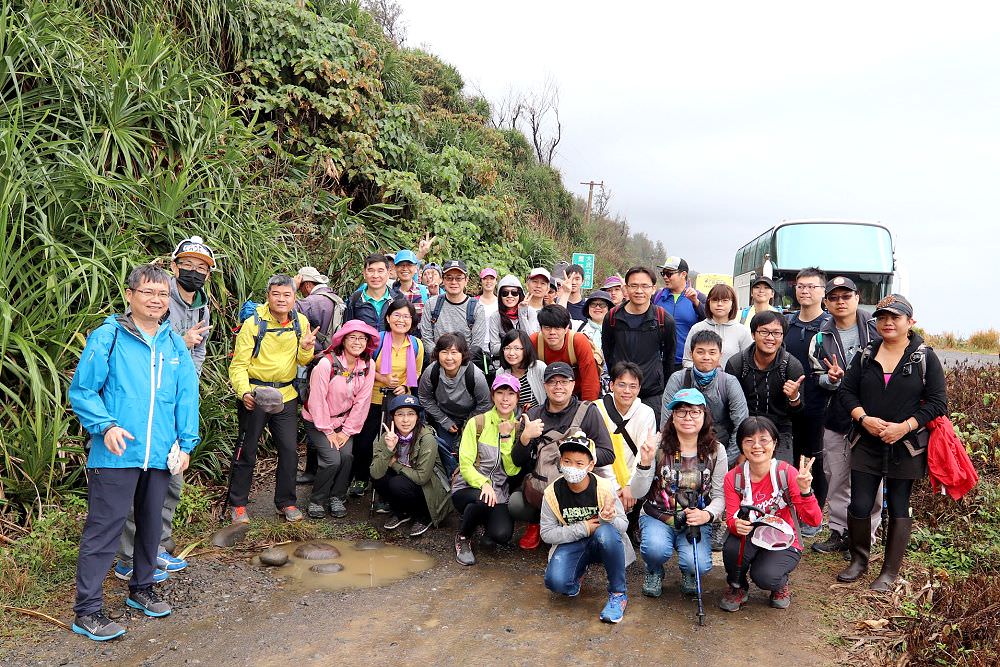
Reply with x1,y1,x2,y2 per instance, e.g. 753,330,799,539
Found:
667,388,708,410
394,249,419,266
387,394,422,414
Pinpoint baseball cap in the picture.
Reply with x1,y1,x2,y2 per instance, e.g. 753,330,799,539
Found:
480,267,498,279
296,266,328,285
558,431,596,461
825,276,858,295
601,275,624,289
387,394,422,414
442,259,468,275
666,388,708,410
751,276,776,290
873,294,914,318
394,249,419,265
657,256,688,273
172,236,215,268
252,386,284,414
423,263,443,278
528,267,551,282
543,362,575,382
491,373,521,393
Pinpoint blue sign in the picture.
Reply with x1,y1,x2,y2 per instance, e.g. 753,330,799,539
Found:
572,252,596,289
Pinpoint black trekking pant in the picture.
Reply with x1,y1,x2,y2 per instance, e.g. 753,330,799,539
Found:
372,469,430,523
229,399,299,509
722,534,801,592
793,415,828,507
849,471,913,520
452,487,513,543
352,402,387,485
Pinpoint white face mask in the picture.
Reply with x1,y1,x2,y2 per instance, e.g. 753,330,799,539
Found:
560,465,589,484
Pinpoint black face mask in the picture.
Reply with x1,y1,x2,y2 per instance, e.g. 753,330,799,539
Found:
176,269,206,292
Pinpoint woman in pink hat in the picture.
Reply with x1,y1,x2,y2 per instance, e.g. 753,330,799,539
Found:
302,320,378,519
477,267,499,319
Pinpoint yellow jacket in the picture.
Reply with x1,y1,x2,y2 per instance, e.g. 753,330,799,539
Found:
229,304,314,402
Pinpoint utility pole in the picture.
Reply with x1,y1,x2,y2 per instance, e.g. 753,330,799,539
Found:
580,180,603,227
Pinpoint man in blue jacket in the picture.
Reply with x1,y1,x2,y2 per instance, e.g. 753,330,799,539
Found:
68,265,200,641
652,256,706,365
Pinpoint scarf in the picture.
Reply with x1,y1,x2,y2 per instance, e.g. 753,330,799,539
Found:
377,332,419,387
692,367,718,388
502,305,519,323
396,431,415,466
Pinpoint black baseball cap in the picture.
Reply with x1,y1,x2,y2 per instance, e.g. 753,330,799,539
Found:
825,276,858,295
751,276,775,290
873,294,914,318
543,362,575,382
442,260,468,275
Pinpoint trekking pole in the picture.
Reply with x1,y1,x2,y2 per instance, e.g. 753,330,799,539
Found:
688,523,706,626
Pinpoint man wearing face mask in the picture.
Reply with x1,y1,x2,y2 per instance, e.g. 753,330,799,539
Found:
112,237,214,583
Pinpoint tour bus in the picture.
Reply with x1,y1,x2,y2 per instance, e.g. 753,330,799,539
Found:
733,220,895,311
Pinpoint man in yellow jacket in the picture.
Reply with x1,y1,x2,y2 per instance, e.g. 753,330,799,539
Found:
228,274,317,523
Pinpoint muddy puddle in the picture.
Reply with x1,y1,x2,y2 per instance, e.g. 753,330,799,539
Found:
257,540,435,592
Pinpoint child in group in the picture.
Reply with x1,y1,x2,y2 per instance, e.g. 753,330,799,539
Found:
540,433,634,624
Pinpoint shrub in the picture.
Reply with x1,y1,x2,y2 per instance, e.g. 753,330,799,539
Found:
967,328,1000,352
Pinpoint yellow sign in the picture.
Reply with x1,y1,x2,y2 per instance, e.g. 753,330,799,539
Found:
695,273,733,293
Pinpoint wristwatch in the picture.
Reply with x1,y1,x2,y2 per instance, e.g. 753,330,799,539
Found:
858,414,867,425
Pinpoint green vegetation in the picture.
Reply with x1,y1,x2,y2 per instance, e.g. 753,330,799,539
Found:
920,328,1000,354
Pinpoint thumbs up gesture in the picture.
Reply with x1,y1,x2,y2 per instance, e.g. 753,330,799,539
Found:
301,325,320,351
783,374,805,401
520,414,544,442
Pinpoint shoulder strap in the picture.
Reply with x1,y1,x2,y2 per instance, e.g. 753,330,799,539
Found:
654,305,665,328
317,292,345,342
430,362,441,393
859,342,876,371
251,312,267,358
735,470,744,498
683,368,694,389
464,363,476,396
777,465,801,537
602,394,638,455
465,298,477,329
570,400,591,431
567,332,577,366
535,334,545,363
430,296,446,326
475,413,486,440
374,331,388,360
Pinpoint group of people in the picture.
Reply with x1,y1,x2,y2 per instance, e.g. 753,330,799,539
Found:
67,236,949,639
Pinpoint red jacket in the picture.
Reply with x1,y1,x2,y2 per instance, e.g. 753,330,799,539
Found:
927,416,978,501
530,331,602,401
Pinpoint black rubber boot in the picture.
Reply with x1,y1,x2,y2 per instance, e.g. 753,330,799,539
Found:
836,514,871,583
870,517,912,592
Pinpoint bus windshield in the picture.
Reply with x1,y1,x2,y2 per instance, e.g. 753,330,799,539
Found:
775,223,893,273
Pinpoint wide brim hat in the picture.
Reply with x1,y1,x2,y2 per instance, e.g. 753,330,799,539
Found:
328,319,379,355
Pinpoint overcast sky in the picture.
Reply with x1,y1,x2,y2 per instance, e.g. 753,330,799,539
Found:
400,1,999,335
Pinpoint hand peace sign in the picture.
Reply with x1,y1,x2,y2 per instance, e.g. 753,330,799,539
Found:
300,326,320,351
383,421,398,451
417,232,436,259
823,353,844,383
797,455,815,493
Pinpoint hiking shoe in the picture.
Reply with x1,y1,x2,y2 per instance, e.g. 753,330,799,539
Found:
518,523,541,550
113,562,168,583
566,576,584,597
408,521,430,538
72,610,126,641
279,506,304,522
642,569,663,597
329,497,348,519
296,471,316,485
800,523,821,538
719,586,749,612
383,514,411,531
307,503,326,519
156,551,187,572
770,584,792,609
230,506,250,524
599,593,628,624
712,523,727,552
812,529,848,554
348,480,368,497
373,500,392,514
126,588,171,617
455,534,476,566
680,570,698,596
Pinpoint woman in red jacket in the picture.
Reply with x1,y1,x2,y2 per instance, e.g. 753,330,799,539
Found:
719,416,821,612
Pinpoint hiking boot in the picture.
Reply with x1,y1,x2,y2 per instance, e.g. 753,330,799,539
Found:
812,529,848,554
599,592,628,624
719,586,749,612
296,472,316,485
408,521,430,538
72,610,126,641
383,514,411,531
642,569,663,597
348,480,368,497
712,523,727,552
680,570,698,596
307,503,326,519
373,500,392,514
769,584,792,609
126,588,171,617
870,517,913,593
328,497,348,519
156,551,187,572
518,523,541,550
279,506,304,523
113,562,168,583
455,534,476,566
838,515,872,583
230,506,250,524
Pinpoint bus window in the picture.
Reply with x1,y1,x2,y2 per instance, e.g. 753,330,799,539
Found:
775,224,893,273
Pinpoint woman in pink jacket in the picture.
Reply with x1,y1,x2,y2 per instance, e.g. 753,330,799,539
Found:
303,320,378,519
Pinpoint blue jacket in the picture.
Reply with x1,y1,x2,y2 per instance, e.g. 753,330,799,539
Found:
69,315,200,470
653,288,706,364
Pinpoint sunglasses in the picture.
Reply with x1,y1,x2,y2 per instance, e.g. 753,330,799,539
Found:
499,289,520,298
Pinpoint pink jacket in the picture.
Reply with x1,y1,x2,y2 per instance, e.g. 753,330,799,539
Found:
303,353,375,436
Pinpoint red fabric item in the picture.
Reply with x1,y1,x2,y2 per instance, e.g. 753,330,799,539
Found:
927,416,978,501
529,332,602,401
723,462,823,551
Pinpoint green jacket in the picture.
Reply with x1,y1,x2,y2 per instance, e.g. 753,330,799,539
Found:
370,424,451,526
450,408,521,504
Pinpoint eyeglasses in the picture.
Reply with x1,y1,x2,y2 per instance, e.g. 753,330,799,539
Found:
795,284,824,292
674,408,705,419
589,302,609,309
756,329,784,339
499,290,520,298
742,438,774,448
504,345,524,352
175,261,210,276
825,294,856,303
545,379,573,387
132,288,170,299
344,335,369,343
613,381,639,391
443,275,466,282
389,312,411,320
627,283,653,291
711,298,733,304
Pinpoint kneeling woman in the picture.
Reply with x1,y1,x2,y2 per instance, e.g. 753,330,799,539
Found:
369,395,451,538
630,388,728,598
451,374,523,565
719,416,821,611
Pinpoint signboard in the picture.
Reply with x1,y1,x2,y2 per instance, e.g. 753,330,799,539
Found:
571,252,595,289
693,272,733,294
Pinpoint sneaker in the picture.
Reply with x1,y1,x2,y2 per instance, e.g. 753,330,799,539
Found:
126,588,171,617
383,514,411,531
518,523,541,550
279,506,304,523
566,576,584,598
769,584,792,609
72,610,126,641
113,562,168,583
800,523,821,538
719,586,749,612
408,521,430,538
642,570,663,598
680,570,698,596
230,506,250,524
348,480,368,497
373,500,392,514
156,551,187,572
712,523,727,552
599,592,628,624
328,497,348,519
812,529,848,554
455,534,476,566
307,503,326,519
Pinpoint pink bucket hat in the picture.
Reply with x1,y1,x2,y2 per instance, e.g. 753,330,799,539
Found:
328,319,379,355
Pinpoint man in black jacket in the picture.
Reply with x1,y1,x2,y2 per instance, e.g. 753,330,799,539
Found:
602,266,676,426
725,311,805,463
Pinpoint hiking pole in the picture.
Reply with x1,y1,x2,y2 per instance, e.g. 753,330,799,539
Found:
734,503,765,592
688,523,706,626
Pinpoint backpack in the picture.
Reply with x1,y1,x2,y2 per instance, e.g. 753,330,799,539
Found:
313,292,347,349
429,296,490,377
373,331,423,374
536,330,579,365
523,400,592,506
730,347,789,386
575,321,606,367
859,342,928,385
447,413,489,484
429,361,477,397
734,462,800,538
300,352,369,408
